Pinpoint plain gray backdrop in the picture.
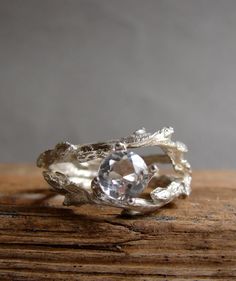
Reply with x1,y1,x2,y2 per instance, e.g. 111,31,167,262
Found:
0,0,236,168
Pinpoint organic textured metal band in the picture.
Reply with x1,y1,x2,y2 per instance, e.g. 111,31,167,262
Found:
37,127,192,215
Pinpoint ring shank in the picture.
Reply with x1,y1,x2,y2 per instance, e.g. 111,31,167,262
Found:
37,127,192,215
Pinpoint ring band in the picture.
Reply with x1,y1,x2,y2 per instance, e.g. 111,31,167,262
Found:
37,127,192,215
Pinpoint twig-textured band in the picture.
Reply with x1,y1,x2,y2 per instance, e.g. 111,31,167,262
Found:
37,127,192,215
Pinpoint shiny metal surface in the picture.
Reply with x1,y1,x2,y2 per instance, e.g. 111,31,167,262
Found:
37,127,192,215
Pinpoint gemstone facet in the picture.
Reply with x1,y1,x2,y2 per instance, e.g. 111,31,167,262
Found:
98,151,149,200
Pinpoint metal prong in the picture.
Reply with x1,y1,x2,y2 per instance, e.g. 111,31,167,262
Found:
91,176,102,198
92,176,99,185
114,142,126,151
148,163,159,175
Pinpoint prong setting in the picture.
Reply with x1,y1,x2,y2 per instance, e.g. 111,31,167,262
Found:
91,176,103,198
114,142,127,151
148,163,159,175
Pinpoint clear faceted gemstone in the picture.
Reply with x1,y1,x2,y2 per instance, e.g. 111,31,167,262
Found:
98,151,149,199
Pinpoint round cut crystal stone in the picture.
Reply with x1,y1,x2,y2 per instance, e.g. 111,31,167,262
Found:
98,151,149,200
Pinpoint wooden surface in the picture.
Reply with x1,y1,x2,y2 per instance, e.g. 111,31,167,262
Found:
0,164,235,281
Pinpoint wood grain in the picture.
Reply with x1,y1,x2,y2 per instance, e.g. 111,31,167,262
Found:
0,164,235,280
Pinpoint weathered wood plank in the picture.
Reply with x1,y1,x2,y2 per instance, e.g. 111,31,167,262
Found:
0,164,235,280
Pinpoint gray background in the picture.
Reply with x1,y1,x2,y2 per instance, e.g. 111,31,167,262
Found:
0,0,236,168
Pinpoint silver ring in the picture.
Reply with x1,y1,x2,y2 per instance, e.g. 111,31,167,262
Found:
37,127,192,216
